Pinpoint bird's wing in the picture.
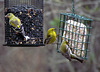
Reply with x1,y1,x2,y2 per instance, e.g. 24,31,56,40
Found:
64,45,73,61
10,17,21,28
9,18,17,27
20,26,25,36
67,44,74,53
66,45,73,55
44,35,51,44
14,17,21,25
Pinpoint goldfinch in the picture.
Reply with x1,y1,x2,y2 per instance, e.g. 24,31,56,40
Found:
5,13,21,29
5,13,30,41
44,28,56,44
60,40,84,63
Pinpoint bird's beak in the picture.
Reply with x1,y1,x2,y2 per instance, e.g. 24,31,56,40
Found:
5,15,8,18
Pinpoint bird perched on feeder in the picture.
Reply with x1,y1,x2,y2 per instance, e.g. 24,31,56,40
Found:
44,28,57,44
60,40,84,63
5,13,30,41
5,13,21,29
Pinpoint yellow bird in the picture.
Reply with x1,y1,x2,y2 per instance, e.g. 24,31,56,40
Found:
60,40,84,63
44,28,56,44
5,13,21,29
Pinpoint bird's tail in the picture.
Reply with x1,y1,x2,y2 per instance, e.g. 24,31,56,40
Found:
71,54,84,63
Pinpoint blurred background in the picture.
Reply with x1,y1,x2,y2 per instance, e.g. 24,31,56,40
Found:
0,0,100,72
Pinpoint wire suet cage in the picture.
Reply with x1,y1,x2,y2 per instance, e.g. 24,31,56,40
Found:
57,0,92,60
4,0,44,47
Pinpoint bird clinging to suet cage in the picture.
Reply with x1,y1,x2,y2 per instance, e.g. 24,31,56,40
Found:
57,0,92,61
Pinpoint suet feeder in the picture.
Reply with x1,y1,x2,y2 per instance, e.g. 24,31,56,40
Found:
4,0,44,47
57,0,92,60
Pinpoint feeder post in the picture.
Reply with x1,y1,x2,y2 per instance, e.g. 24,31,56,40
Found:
72,0,75,14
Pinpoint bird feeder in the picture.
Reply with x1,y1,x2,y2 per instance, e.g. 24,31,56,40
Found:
57,0,92,60
4,0,44,47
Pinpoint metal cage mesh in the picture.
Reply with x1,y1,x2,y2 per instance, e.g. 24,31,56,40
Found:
57,13,92,59
4,0,43,9
4,0,44,47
